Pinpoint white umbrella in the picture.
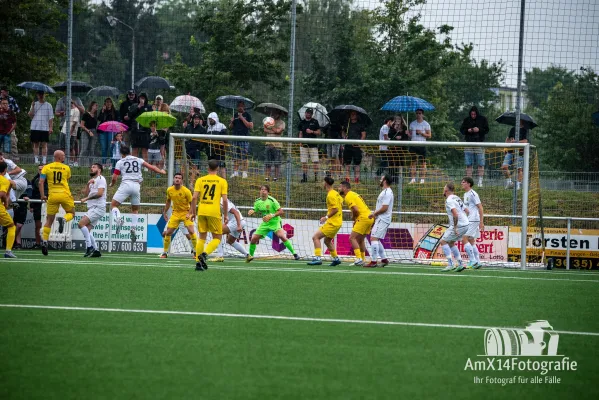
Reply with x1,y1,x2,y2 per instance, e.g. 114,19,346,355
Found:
170,95,205,114
298,102,330,127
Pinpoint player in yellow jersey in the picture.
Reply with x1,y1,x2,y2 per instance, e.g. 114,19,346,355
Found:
188,159,228,271
0,161,17,258
307,177,343,266
39,150,75,256
338,180,373,266
160,172,197,258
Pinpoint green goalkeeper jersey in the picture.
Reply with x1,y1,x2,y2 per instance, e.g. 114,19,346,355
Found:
253,196,282,226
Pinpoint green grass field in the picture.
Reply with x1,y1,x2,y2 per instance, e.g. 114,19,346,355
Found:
1,251,599,399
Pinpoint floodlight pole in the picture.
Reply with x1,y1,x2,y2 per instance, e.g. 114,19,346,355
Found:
107,16,135,89
65,0,73,164
285,0,298,207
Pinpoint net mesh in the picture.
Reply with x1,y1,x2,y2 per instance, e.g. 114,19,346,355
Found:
170,134,543,267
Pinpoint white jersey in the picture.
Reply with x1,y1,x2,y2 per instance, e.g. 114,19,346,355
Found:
445,194,469,227
4,158,26,180
463,189,482,222
409,120,431,142
87,175,107,208
221,198,245,223
115,156,144,183
3,172,15,202
375,187,394,224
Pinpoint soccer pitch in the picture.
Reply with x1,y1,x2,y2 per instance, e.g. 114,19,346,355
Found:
1,252,598,399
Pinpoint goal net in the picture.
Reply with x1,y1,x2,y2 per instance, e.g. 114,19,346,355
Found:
168,133,544,269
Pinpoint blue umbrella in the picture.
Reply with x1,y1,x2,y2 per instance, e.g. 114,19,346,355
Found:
216,95,254,110
593,111,599,127
17,81,55,94
381,96,435,112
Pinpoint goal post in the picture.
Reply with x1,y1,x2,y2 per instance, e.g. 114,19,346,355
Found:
168,133,541,269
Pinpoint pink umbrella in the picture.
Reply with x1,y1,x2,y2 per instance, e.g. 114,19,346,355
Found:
98,121,129,132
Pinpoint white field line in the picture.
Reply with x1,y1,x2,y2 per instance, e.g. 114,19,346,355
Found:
3,258,599,283
1,304,597,337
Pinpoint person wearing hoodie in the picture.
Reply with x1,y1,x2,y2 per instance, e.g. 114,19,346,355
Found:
206,112,228,179
460,106,489,187
120,90,138,144
128,92,153,162
184,114,207,167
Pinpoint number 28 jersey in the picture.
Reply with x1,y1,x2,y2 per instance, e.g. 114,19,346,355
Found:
41,162,71,195
115,156,144,183
194,174,228,218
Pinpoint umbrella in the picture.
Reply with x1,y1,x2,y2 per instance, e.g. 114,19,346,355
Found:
17,81,55,94
136,111,177,130
297,102,330,127
381,96,435,112
170,95,205,114
592,111,599,127
255,102,288,116
52,80,93,92
135,76,172,90
215,95,254,110
496,111,538,129
98,121,129,133
328,105,372,127
87,86,121,98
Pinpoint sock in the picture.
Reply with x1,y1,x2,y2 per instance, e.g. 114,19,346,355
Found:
354,248,361,259
81,226,92,248
163,235,171,252
370,241,379,262
442,243,453,266
330,250,338,259
283,240,296,254
90,234,97,250
378,241,387,259
314,247,322,257
42,226,51,242
451,245,462,266
216,240,224,257
196,239,206,260
472,243,480,263
5,225,15,251
131,214,139,229
112,207,121,222
189,233,197,250
64,213,73,222
478,176,483,185
35,156,39,164
249,243,257,256
506,178,512,184
42,156,47,164
464,242,475,263
232,241,248,256
205,238,221,255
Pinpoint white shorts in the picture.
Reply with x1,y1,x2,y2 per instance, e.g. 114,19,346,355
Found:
300,146,319,163
113,181,141,206
441,225,469,242
85,206,105,226
13,176,28,199
371,219,390,239
465,221,481,239
226,218,246,239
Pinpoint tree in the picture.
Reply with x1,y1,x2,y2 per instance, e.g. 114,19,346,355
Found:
524,66,576,109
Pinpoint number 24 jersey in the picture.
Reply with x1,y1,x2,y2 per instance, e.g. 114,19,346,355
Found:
194,174,228,218
115,156,144,183
41,162,71,195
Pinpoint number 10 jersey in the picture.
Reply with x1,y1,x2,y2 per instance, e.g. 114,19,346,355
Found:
194,174,228,218
114,156,144,183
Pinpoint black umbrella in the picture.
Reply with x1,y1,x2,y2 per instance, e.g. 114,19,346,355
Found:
215,95,255,110
87,86,121,98
135,76,172,90
254,102,288,116
17,81,55,93
496,111,538,129
52,80,93,92
327,105,372,127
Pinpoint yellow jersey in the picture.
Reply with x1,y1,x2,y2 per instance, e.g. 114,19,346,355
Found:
326,189,343,226
344,190,371,218
166,185,193,213
0,175,10,210
41,162,72,195
194,174,228,218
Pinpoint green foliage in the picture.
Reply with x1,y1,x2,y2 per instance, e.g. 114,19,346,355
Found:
524,66,576,108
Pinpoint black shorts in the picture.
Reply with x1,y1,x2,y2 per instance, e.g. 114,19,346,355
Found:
131,131,150,149
30,130,49,143
205,142,226,167
13,201,28,224
343,145,362,166
410,146,426,159
31,203,42,221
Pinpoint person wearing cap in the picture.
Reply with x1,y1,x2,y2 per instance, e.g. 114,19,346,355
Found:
119,90,138,144
152,95,170,163
28,91,54,165
206,112,228,179
128,92,153,161
0,86,20,113
407,108,432,184
229,101,253,179
298,108,321,183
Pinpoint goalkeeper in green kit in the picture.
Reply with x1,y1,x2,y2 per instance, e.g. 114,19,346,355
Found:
246,185,300,262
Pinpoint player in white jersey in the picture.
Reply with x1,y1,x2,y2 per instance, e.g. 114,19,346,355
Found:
79,163,107,258
461,176,484,269
0,152,27,201
211,197,249,261
366,174,394,267
109,145,165,242
440,182,470,272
